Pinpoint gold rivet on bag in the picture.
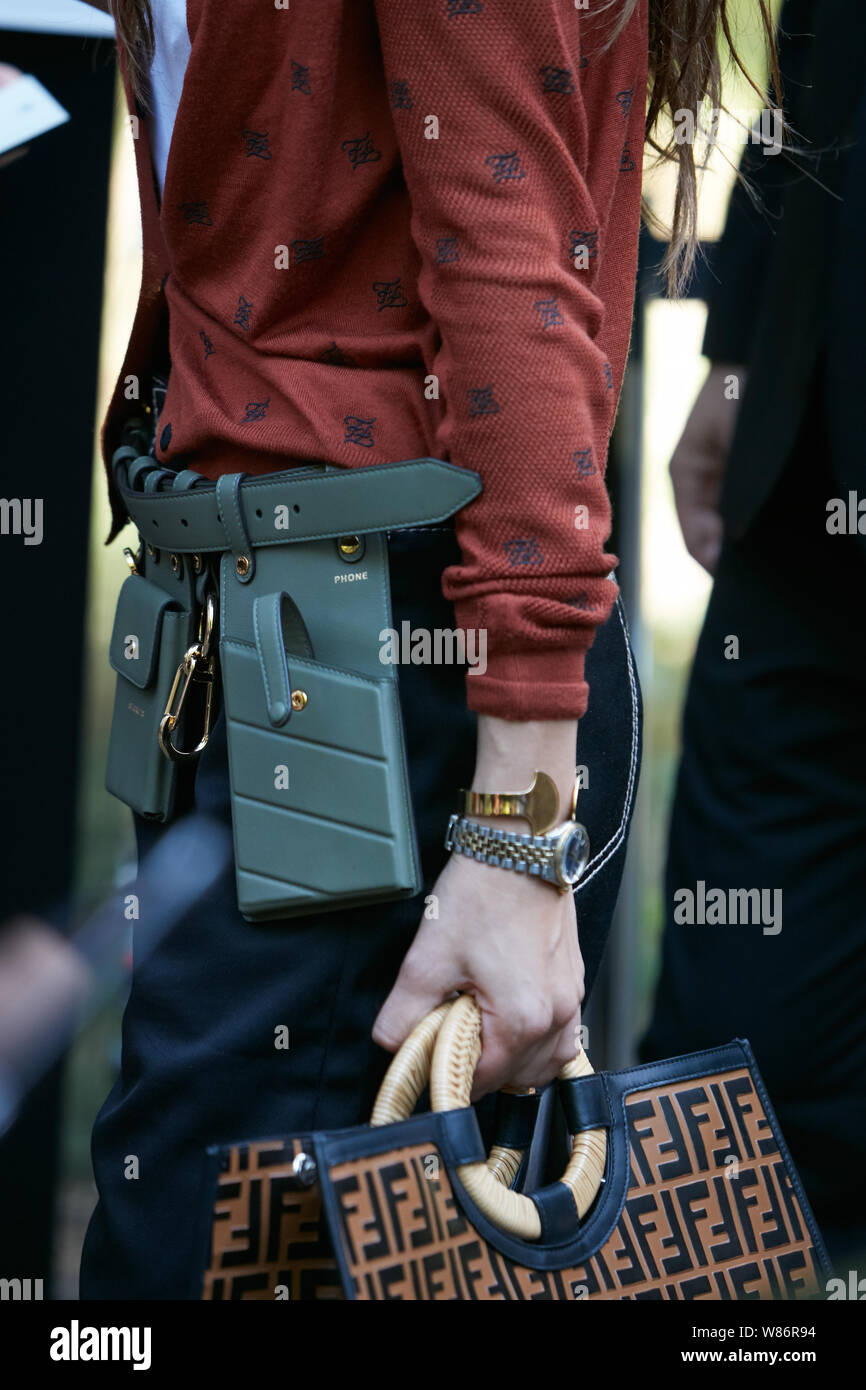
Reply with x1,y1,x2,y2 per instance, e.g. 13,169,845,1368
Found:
291,690,308,711
338,536,361,556
235,554,251,577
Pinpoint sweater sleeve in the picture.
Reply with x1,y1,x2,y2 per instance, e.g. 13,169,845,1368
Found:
373,0,644,721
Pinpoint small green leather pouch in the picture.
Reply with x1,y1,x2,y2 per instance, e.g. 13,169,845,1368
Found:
219,530,421,920
105,569,194,821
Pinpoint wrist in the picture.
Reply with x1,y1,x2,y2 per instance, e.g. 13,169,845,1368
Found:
472,715,579,825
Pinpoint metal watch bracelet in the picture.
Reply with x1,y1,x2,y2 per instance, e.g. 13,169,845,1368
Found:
444,814,590,891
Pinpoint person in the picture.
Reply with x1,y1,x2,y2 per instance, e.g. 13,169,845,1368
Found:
76,0,777,1297
641,0,866,1268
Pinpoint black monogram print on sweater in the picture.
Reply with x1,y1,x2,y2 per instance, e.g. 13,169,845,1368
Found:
320,342,356,367
390,80,414,110
292,238,324,263
467,385,500,417
343,415,376,447
573,447,596,478
234,295,254,331
241,399,270,424
535,297,564,329
569,228,599,263
504,538,544,567
616,86,634,118
569,590,598,612
178,200,213,226
373,279,408,311
486,151,526,183
540,66,574,95
291,61,311,95
342,133,382,170
242,130,272,160
436,236,460,265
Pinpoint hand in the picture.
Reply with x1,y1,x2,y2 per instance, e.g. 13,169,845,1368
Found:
372,851,584,1101
669,362,746,575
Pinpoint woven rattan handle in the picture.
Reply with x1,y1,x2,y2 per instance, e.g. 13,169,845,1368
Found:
370,1002,453,1127
430,993,606,1240
370,999,525,1187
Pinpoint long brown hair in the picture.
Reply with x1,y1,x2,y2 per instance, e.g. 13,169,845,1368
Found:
109,0,781,294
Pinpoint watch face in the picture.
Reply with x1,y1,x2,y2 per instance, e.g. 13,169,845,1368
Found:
555,822,590,887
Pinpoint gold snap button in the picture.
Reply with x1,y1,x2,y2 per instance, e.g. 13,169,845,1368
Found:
170,554,180,575
290,690,308,711
338,536,361,556
236,554,251,577
192,554,203,573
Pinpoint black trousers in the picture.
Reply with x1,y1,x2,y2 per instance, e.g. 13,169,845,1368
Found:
80,526,641,1299
641,377,866,1267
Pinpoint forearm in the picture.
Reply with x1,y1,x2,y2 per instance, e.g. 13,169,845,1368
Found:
373,0,645,723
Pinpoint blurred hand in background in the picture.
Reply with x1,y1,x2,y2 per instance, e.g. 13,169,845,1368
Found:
669,362,747,575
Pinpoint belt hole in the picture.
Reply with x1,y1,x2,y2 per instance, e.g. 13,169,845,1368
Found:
293,504,300,513
181,518,188,527
255,508,263,518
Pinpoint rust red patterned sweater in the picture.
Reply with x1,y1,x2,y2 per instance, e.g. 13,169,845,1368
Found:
103,0,649,720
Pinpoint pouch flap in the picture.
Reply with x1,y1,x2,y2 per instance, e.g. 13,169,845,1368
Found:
108,574,182,689
252,591,314,726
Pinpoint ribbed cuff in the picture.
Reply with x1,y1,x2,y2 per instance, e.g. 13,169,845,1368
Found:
463,642,590,721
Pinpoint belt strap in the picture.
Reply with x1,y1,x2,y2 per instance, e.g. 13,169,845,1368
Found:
113,452,482,552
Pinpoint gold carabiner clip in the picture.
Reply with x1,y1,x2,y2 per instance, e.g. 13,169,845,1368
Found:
158,592,216,762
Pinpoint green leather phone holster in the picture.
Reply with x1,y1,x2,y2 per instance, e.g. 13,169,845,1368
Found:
105,441,482,922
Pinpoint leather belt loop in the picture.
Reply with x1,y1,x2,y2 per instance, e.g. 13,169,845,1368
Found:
127,456,159,489
533,1180,581,1244
557,1074,611,1135
172,469,208,491
493,1090,541,1151
143,468,175,493
216,473,254,583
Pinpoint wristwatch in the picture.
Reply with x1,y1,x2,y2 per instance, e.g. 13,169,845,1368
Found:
444,814,590,892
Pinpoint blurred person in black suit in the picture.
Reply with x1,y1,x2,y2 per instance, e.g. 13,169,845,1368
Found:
641,0,866,1267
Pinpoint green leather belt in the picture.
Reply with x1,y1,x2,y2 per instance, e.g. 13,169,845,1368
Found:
111,445,481,556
